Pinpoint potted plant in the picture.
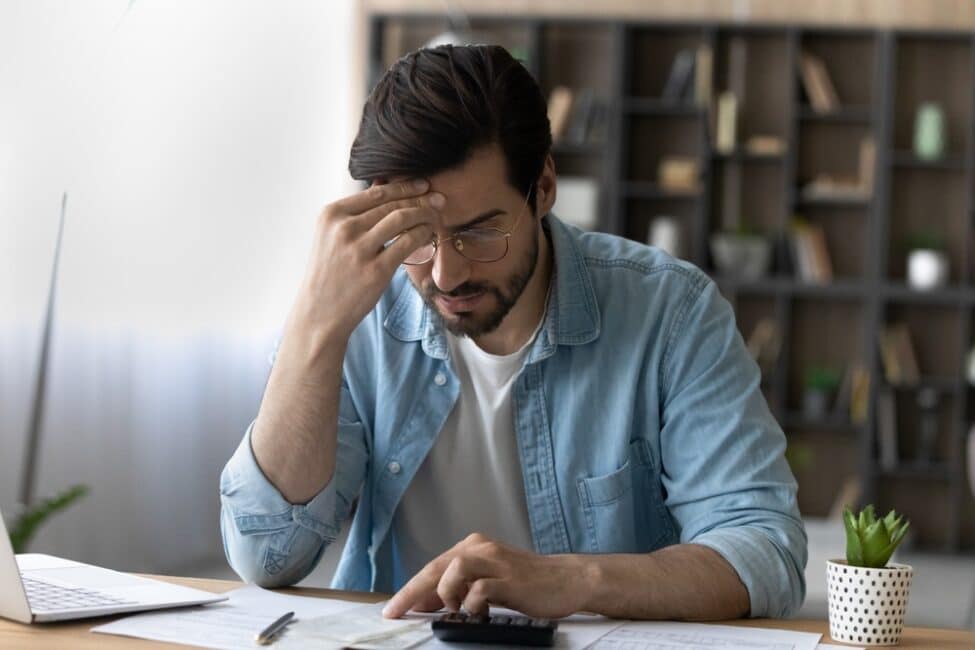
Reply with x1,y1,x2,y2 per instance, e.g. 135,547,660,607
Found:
827,505,912,646
709,223,771,280
803,366,840,419
5,485,89,553
905,230,949,291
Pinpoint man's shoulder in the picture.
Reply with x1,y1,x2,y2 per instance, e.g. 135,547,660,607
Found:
560,221,712,304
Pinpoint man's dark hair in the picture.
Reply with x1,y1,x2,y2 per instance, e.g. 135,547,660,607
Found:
348,44,551,212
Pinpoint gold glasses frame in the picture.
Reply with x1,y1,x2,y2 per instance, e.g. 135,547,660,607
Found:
401,186,534,266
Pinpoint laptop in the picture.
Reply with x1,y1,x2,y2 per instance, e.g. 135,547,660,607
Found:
0,510,227,623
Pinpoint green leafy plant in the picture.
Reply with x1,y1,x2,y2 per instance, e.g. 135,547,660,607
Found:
904,229,945,252
842,504,910,568
8,485,89,554
804,366,841,392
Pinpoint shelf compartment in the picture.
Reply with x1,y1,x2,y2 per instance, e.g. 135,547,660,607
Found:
622,97,705,117
882,283,972,305
798,105,873,123
782,412,865,434
620,182,701,201
875,462,955,481
891,150,967,171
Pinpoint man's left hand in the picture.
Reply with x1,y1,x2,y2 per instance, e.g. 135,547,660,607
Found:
382,533,592,619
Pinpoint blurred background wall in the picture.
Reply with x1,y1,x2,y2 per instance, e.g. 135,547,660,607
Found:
1,0,357,574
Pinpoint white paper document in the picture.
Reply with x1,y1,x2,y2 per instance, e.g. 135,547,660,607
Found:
92,585,364,649
587,621,821,650
93,585,826,650
277,601,432,649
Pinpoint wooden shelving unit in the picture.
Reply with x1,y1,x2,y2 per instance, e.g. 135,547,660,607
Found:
367,14,975,552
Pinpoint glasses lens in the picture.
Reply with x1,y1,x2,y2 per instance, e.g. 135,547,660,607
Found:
456,229,508,262
403,242,436,265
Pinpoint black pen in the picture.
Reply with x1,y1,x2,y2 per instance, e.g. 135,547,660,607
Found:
255,611,295,645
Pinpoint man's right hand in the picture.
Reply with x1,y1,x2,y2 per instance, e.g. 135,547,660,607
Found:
250,179,442,504
292,178,443,341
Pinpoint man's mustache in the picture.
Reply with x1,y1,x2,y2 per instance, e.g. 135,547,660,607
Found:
424,282,492,299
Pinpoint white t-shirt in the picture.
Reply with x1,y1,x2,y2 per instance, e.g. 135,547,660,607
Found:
392,322,541,582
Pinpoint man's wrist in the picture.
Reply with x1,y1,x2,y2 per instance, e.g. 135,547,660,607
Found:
558,554,605,614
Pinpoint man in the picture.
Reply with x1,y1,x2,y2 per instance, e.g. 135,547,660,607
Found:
220,44,806,621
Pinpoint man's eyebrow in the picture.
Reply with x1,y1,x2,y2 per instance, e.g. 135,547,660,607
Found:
447,209,507,233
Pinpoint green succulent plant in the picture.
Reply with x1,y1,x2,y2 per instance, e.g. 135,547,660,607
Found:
842,504,910,568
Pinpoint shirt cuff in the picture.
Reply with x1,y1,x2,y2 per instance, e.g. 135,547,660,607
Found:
219,422,343,542
690,525,806,619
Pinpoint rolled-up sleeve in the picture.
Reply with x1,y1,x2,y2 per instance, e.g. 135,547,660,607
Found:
659,278,807,618
219,379,368,587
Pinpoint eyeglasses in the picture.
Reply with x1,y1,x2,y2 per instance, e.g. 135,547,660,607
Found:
400,189,533,265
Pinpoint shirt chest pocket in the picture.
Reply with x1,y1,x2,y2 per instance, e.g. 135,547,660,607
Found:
575,439,676,553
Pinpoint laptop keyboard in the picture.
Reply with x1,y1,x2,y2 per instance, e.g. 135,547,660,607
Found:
22,575,137,612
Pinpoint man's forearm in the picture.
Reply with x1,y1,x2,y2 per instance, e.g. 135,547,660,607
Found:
251,303,347,505
574,543,750,620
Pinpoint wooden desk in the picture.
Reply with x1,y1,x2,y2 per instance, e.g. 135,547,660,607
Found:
2,574,973,649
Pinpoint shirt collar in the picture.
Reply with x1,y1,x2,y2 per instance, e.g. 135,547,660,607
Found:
383,214,601,361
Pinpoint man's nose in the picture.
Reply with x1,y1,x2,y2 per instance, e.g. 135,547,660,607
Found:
431,240,471,294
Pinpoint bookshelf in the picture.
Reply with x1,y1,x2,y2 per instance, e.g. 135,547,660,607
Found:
366,14,975,552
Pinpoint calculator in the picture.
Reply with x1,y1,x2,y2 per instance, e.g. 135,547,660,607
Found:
431,611,558,646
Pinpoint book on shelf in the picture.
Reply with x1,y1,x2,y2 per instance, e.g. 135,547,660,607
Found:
746,318,781,374
564,87,594,145
833,361,870,424
849,364,871,425
858,137,877,193
879,324,921,386
744,135,786,156
790,219,833,283
876,387,899,471
662,49,696,101
657,156,700,192
693,45,713,108
799,51,840,113
800,137,875,201
547,86,574,140
547,87,607,146
715,91,737,154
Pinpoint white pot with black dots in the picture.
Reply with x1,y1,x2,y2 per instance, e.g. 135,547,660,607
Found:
826,559,913,646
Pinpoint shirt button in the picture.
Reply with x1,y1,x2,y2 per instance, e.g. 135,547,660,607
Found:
434,372,447,386
388,461,401,475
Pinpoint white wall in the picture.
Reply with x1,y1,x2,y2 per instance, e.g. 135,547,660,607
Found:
0,0,357,573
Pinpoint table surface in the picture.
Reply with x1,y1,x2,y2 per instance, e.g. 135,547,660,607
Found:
1,574,973,649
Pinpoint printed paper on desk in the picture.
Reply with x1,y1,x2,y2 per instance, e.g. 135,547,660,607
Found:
275,601,432,649
91,585,361,650
588,620,821,650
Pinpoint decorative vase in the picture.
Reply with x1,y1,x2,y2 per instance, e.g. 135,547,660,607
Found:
709,233,771,280
913,102,946,161
649,216,683,259
827,559,913,646
906,249,948,290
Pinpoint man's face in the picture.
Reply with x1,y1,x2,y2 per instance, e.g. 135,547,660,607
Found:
402,144,540,339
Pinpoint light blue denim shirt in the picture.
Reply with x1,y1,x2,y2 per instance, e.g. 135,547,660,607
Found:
220,214,807,617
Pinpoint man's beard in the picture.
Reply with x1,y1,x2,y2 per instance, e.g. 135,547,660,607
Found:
416,225,539,338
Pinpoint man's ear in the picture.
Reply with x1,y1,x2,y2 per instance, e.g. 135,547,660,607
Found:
535,154,557,216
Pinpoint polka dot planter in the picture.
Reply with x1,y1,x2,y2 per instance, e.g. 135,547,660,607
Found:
827,559,913,646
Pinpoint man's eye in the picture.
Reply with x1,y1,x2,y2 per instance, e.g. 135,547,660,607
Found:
460,228,501,242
